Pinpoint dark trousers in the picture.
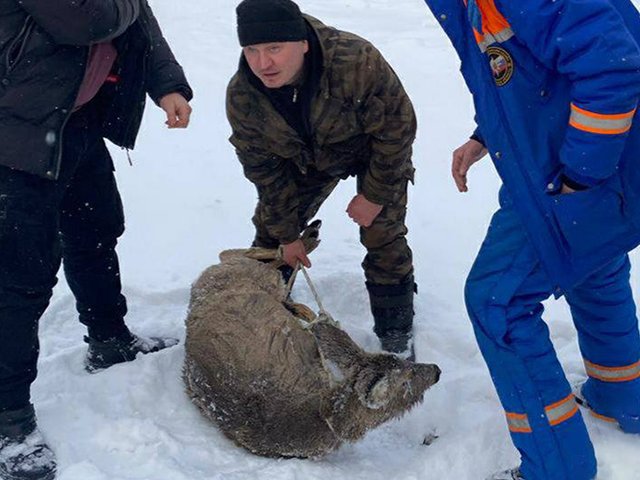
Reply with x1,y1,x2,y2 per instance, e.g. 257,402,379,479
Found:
0,106,128,411
252,172,413,285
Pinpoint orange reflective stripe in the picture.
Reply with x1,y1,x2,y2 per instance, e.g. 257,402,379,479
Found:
572,104,636,120
470,0,514,51
570,104,636,135
584,359,640,382
506,396,578,433
476,29,514,53
505,412,532,433
589,410,617,424
476,0,511,34
545,394,579,426
569,121,632,135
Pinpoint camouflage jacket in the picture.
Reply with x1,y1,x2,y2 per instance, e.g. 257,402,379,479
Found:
226,16,417,244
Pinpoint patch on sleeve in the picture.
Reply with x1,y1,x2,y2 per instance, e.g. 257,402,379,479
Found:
487,46,514,87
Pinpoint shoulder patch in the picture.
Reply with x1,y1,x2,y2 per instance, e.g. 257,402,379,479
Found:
487,46,514,87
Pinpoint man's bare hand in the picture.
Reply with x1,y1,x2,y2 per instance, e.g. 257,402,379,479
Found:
346,194,383,227
281,239,311,268
159,92,192,129
452,139,488,192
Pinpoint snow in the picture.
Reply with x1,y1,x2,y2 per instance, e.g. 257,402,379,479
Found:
30,0,640,479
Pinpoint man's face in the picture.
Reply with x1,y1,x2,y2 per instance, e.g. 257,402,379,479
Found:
243,40,309,89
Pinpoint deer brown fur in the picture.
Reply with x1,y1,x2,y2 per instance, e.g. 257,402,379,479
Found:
183,250,441,458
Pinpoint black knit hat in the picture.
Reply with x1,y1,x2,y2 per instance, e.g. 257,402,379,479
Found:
236,0,307,47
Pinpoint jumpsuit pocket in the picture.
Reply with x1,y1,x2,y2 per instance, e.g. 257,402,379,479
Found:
549,175,629,258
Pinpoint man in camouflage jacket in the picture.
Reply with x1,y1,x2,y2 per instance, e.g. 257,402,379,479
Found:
227,0,418,358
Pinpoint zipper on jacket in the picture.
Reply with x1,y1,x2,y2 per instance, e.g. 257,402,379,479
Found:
125,148,133,166
120,52,147,150
47,48,91,180
4,16,35,74
117,16,150,150
474,41,570,293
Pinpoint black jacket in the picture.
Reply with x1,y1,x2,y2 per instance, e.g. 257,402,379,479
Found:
0,0,193,179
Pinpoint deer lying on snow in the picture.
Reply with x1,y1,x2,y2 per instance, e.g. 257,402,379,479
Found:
183,222,441,458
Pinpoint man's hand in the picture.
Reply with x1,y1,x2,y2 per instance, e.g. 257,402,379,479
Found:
346,194,383,227
281,239,311,268
452,139,488,192
159,92,192,129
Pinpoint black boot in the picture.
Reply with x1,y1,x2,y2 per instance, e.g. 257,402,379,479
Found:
84,329,179,373
366,278,416,361
0,405,56,480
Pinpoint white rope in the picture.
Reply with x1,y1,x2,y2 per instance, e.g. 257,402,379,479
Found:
284,263,300,297
299,265,329,317
284,263,333,321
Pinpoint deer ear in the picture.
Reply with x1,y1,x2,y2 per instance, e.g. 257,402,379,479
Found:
311,321,362,372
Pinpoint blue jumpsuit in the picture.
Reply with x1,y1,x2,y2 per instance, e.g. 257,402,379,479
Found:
423,0,640,478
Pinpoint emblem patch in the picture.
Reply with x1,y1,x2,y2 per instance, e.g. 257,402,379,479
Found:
487,46,514,87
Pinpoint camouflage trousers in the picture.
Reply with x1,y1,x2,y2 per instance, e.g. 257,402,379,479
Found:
252,172,413,285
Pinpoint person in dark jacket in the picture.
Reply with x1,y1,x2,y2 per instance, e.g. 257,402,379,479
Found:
0,1,193,478
227,0,418,360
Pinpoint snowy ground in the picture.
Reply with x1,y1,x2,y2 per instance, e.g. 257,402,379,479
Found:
32,0,640,479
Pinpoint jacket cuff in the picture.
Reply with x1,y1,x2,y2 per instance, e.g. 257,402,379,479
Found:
269,216,301,245
151,85,193,106
470,127,485,147
360,171,404,206
277,230,301,245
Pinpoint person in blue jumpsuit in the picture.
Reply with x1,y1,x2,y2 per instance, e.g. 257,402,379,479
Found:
422,0,640,479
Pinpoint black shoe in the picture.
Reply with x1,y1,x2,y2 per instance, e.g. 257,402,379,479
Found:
486,468,524,480
84,331,179,373
379,329,415,361
0,405,56,480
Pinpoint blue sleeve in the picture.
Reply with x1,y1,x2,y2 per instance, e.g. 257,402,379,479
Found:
470,125,485,147
495,0,640,185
